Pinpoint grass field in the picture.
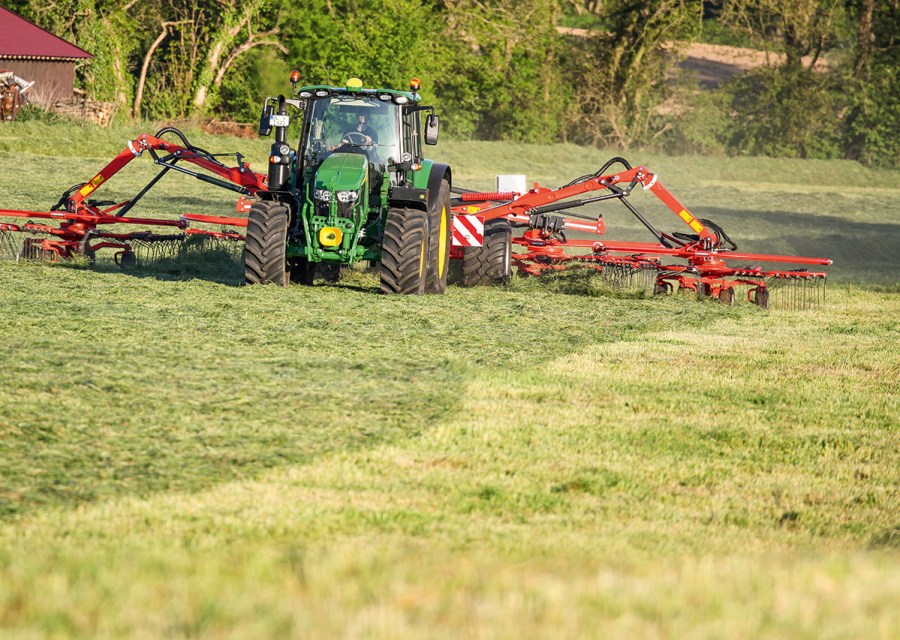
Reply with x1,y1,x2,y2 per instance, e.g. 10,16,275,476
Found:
0,121,898,638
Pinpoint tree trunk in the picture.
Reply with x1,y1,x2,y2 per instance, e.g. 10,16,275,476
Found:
134,22,175,119
854,0,875,76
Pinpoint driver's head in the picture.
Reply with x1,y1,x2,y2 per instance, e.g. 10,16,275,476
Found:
357,114,367,126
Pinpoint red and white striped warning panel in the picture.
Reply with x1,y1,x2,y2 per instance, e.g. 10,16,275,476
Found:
452,214,484,247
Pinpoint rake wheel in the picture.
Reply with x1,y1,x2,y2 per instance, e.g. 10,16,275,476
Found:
380,206,428,294
244,200,290,286
462,218,511,286
753,287,769,309
21,238,54,261
719,287,735,305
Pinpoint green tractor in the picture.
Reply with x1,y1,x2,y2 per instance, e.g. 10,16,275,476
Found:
244,74,452,294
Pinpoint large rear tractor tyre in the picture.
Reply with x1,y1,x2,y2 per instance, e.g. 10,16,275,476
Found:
462,218,512,286
425,179,452,294
380,207,429,295
244,200,290,286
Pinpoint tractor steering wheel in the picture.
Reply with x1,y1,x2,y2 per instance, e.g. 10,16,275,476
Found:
340,131,370,146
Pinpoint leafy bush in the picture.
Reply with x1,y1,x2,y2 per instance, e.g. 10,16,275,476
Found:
725,67,843,160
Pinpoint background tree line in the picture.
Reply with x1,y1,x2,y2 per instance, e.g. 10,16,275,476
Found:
3,0,898,166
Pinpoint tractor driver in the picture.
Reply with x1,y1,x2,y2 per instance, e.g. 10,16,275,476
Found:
342,112,378,146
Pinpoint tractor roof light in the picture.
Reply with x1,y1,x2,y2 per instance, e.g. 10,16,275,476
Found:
394,96,409,105
345,77,363,91
378,94,392,102
299,90,313,99
410,78,421,92
290,70,301,84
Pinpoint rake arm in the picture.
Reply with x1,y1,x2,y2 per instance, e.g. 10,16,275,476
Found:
57,129,268,216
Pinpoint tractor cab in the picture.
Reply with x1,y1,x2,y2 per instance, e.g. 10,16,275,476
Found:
294,79,435,211
300,92,402,207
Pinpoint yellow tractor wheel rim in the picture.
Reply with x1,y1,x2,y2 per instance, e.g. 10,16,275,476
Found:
437,206,448,279
419,233,426,277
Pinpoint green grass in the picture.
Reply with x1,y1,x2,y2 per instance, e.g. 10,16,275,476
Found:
0,121,898,638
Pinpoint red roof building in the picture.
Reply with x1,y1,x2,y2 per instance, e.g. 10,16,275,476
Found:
0,7,92,101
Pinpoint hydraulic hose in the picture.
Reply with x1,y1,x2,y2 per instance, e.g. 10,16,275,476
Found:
154,126,217,162
561,156,633,189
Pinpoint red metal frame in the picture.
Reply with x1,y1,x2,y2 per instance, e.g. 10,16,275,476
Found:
0,132,265,261
451,163,831,302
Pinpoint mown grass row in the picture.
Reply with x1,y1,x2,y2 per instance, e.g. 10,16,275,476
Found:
1,258,897,637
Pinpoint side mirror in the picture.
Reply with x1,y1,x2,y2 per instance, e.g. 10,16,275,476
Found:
258,104,274,136
424,114,439,145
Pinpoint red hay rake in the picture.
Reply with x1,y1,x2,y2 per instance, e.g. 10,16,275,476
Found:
0,138,830,309
0,127,261,265
449,157,831,309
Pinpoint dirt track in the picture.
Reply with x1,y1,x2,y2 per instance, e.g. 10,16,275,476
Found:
557,27,830,86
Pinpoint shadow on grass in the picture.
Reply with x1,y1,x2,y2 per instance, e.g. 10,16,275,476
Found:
513,266,655,300
700,207,900,284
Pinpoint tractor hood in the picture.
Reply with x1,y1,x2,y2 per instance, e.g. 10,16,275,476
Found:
314,152,368,193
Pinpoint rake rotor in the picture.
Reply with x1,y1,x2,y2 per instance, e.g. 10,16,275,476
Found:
0,127,259,268
450,157,832,309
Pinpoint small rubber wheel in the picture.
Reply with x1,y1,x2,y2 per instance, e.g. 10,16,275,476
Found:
696,283,711,301
462,218,512,286
119,251,137,269
78,235,96,264
753,287,769,309
719,287,735,305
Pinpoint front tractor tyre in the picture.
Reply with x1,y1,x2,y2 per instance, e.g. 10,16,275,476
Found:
244,200,290,286
425,179,452,294
462,218,512,286
380,207,429,294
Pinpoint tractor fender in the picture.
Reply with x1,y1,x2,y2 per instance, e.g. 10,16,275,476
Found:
254,189,302,232
257,189,298,207
425,163,451,213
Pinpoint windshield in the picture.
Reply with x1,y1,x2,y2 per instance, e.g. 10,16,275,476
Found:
302,95,400,168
